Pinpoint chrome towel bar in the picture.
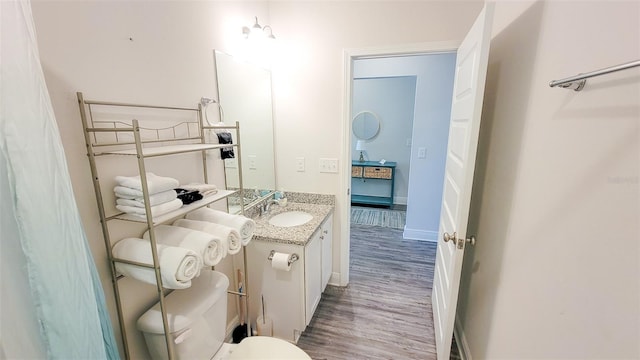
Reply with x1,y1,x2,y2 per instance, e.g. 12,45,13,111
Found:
549,59,640,91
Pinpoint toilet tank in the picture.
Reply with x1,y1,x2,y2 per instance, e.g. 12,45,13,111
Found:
137,270,229,360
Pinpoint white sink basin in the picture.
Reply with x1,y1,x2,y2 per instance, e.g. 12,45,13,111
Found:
268,211,313,227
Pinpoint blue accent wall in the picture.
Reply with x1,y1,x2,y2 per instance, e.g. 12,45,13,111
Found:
352,76,417,203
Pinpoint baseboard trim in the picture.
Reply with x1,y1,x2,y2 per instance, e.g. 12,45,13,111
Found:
393,196,408,205
402,228,438,242
454,315,471,360
328,272,341,286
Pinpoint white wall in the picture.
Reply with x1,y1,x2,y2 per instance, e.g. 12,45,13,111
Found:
351,76,417,204
353,54,457,241
457,1,640,358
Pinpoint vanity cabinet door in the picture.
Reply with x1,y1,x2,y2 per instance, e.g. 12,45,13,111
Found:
321,215,333,292
304,233,322,326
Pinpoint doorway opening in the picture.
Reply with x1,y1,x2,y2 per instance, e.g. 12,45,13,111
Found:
334,41,464,360
338,42,461,287
349,53,457,241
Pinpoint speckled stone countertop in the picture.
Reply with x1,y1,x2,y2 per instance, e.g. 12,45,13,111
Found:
251,201,334,246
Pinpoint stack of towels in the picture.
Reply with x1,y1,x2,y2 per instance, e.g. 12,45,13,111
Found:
114,173,220,218
114,173,182,219
112,207,256,289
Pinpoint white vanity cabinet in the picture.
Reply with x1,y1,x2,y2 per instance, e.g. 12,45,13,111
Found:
320,216,333,291
304,230,322,326
306,215,333,324
246,211,333,343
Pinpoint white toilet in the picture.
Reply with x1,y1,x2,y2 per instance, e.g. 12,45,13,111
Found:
137,269,311,360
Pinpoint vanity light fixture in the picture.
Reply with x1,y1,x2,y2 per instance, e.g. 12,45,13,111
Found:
356,140,366,162
242,16,276,40
263,25,275,40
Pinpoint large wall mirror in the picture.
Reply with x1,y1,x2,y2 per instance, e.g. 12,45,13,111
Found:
213,50,276,213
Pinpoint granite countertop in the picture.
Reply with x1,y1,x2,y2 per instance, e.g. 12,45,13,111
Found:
251,202,334,245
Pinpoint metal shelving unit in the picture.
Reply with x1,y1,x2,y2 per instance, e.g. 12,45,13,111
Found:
76,92,246,359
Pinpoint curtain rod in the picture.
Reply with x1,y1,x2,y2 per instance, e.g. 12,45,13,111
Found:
549,59,640,91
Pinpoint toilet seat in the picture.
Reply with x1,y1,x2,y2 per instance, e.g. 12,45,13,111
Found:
227,336,311,359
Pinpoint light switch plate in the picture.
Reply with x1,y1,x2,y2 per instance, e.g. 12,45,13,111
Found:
418,147,426,159
319,158,338,173
248,155,257,170
296,157,305,172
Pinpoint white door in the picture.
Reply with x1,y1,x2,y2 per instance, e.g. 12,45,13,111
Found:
432,3,494,359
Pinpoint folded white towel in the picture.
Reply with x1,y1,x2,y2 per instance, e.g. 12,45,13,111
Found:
113,186,147,199
116,198,183,219
174,218,242,255
115,190,178,208
179,183,219,197
112,237,201,289
185,207,255,246
143,225,226,267
115,173,179,195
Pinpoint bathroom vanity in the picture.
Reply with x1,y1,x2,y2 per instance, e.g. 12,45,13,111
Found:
245,196,334,343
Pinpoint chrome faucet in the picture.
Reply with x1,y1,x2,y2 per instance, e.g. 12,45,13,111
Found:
265,199,280,212
260,199,280,216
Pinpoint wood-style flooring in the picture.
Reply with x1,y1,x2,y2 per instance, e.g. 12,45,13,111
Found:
297,223,441,359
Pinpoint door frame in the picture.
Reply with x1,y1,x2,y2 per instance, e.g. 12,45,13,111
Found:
338,41,461,286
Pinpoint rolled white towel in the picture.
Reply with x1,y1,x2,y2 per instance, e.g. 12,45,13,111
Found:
143,225,226,267
174,218,242,255
112,237,201,289
116,198,183,219
115,189,178,207
186,207,255,246
115,173,179,195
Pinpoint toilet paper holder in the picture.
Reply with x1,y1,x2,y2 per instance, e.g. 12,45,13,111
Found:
267,250,299,265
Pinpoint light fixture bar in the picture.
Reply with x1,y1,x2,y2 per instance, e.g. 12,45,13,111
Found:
242,16,275,40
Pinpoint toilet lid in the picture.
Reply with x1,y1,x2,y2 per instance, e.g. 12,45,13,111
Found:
228,336,311,359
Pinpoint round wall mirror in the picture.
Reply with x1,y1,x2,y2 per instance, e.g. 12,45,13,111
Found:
352,111,380,140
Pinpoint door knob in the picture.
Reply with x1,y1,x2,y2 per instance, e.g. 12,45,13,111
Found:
466,235,476,246
443,232,476,248
443,232,457,243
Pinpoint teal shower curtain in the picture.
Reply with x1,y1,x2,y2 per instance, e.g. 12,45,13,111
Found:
0,0,120,358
